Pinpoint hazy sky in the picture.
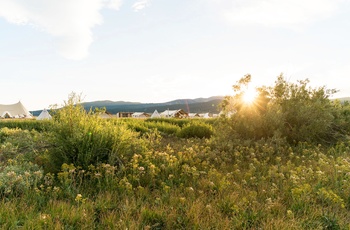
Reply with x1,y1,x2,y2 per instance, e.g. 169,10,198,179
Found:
1,0,350,110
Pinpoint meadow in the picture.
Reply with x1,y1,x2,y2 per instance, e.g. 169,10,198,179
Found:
1,76,350,229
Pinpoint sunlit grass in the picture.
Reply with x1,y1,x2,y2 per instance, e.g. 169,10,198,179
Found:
0,115,350,228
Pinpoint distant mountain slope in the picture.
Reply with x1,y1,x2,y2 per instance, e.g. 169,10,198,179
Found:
82,96,224,114
30,96,350,116
82,100,141,108
334,97,350,103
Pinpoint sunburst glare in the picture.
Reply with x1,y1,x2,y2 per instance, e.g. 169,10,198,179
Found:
242,87,258,104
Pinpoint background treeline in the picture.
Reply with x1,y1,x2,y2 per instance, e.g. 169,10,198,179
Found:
0,76,350,229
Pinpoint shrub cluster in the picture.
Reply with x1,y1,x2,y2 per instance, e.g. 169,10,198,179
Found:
177,122,213,139
0,119,52,132
0,79,349,228
48,93,146,172
218,74,350,146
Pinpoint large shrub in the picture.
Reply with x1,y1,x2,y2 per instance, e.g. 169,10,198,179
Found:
177,123,213,139
217,74,350,145
146,118,190,128
265,76,344,144
48,93,145,172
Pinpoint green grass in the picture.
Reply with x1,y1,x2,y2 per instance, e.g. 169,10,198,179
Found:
1,116,350,228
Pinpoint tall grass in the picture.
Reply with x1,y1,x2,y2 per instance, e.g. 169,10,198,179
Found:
0,119,52,131
47,94,145,172
0,100,350,228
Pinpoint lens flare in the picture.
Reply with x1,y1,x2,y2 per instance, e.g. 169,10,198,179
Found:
242,87,257,104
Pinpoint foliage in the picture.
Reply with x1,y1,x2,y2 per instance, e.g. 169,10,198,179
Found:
177,122,213,139
0,127,51,168
146,118,190,128
0,88,350,228
265,76,344,144
144,121,181,136
1,131,350,228
0,160,43,197
48,93,145,172
0,119,52,132
140,208,166,229
219,74,350,145
109,118,181,136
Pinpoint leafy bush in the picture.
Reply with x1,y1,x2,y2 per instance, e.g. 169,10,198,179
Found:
218,74,350,145
146,118,190,128
144,121,180,136
177,123,213,139
48,93,146,172
0,127,51,166
0,120,52,132
127,121,150,134
0,161,43,197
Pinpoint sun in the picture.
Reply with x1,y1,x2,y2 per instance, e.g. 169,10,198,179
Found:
242,87,258,104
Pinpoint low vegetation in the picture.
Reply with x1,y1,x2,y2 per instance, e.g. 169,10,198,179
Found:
0,76,350,229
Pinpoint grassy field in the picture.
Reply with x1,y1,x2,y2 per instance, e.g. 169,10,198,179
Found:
1,80,350,229
0,117,349,229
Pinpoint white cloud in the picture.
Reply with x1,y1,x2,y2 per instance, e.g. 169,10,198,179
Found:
0,0,122,60
213,0,347,28
105,0,123,10
132,0,151,12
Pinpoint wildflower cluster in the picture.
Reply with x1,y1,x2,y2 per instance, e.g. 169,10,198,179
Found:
0,160,43,197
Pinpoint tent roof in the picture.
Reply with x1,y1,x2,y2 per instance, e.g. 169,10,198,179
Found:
151,110,161,118
36,109,52,120
132,112,148,116
160,109,188,118
188,113,200,117
0,101,32,118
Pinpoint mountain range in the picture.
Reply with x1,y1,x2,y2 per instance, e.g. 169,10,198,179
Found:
31,96,225,116
31,96,350,116
82,96,224,114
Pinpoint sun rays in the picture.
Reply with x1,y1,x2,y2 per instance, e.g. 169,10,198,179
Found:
242,87,258,104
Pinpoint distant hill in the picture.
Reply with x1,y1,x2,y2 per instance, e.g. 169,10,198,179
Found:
82,96,224,114
334,97,350,103
30,96,224,116
30,96,350,116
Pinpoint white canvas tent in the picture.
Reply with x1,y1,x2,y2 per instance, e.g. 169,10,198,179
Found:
98,112,112,119
160,109,188,118
199,113,212,118
0,101,32,118
36,109,52,120
132,112,150,118
150,110,161,118
188,113,200,118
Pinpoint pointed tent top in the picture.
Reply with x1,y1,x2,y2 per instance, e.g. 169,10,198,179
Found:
151,109,161,118
36,108,52,120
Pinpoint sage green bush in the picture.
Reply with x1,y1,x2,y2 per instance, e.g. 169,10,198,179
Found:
218,74,350,145
0,160,43,197
144,121,180,136
146,118,190,128
0,120,52,132
0,127,51,166
48,93,146,172
177,123,213,139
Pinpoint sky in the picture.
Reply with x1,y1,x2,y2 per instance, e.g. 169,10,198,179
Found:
1,0,350,111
